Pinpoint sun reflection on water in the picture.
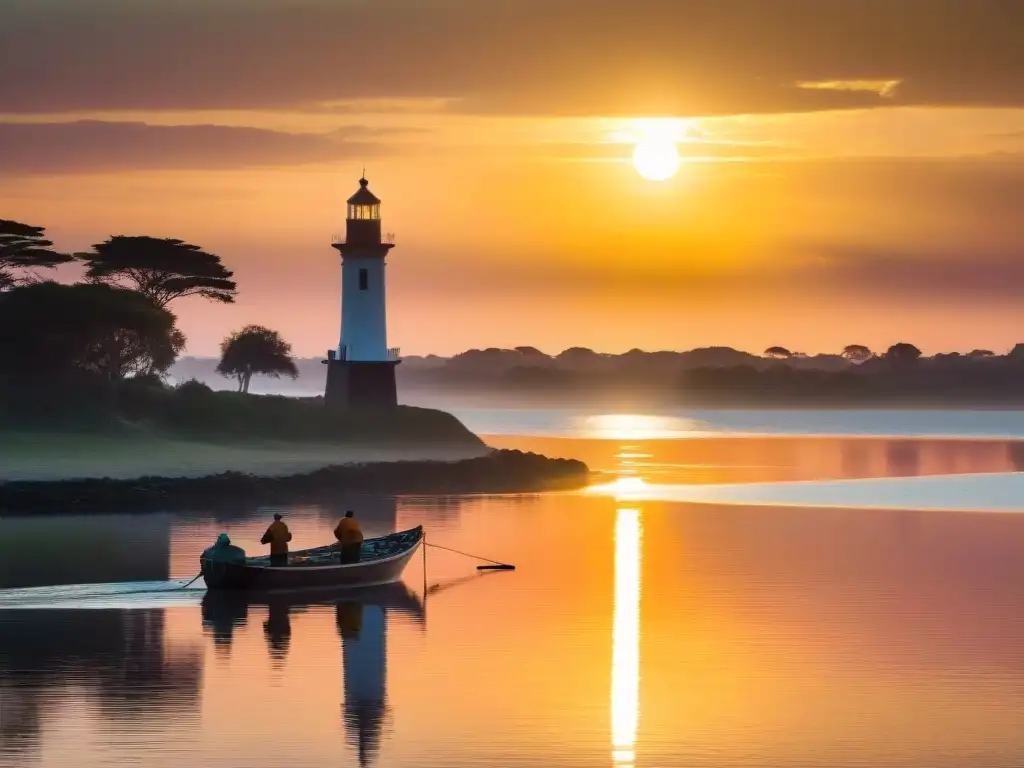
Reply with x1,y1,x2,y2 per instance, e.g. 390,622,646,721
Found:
584,421,664,498
580,413,708,440
588,475,653,500
611,507,642,767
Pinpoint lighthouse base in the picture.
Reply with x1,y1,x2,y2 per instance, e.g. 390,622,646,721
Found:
323,358,399,409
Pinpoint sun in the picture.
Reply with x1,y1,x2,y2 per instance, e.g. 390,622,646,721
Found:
632,137,681,181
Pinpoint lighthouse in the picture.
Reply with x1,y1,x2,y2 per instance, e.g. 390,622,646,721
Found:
323,176,400,408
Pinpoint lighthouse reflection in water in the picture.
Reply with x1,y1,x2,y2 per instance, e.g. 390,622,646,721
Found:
200,581,422,768
338,600,388,767
335,590,424,767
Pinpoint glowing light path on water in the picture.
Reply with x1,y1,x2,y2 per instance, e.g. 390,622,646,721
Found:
611,507,642,766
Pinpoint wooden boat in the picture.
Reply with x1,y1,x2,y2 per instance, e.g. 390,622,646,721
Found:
200,525,423,592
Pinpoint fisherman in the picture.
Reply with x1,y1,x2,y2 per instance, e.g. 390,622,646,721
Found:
203,533,247,565
334,510,364,564
261,513,292,567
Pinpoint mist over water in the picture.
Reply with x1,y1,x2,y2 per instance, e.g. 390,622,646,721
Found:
457,406,1024,440
165,368,1024,440
4,409,1024,767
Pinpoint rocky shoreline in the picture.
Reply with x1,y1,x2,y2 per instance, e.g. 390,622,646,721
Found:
0,449,589,514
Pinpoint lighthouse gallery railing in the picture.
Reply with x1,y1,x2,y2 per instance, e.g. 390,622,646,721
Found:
334,345,401,362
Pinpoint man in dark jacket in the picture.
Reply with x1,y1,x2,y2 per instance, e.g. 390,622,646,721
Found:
203,533,247,565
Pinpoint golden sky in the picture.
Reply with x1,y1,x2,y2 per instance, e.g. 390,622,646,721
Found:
2,0,1024,357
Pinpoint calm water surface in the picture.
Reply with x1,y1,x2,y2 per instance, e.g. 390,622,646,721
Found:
4,415,1024,767
450,406,1024,440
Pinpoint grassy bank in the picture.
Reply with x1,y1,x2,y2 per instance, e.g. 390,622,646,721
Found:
0,431,488,482
0,378,492,481
0,450,590,513
2,378,485,446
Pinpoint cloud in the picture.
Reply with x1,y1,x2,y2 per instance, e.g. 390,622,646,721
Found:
0,118,785,174
0,120,404,174
327,125,430,140
775,156,1024,301
796,244,1024,302
988,130,1024,143
308,99,454,115
797,80,902,98
482,138,792,163
1,0,1021,116
417,155,1024,303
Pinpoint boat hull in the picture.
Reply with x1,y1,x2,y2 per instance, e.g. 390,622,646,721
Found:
200,526,422,593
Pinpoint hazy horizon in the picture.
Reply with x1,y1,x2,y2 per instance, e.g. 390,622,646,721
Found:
171,341,1020,362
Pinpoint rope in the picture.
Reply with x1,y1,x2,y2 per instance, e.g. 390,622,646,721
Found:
424,541,508,567
179,572,204,589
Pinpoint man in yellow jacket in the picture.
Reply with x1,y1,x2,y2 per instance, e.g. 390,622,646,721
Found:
261,513,292,567
334,510,364,564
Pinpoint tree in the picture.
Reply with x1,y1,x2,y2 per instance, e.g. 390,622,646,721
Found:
764,346,792,359
514,346,548,357
217,325,298,393
884,342,922,364
79,235,237,307
842,344,873,363
0,219,72,289
0,281,185,380
967,349,995,358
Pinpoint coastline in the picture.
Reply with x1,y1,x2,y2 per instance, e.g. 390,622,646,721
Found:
0,449,590,513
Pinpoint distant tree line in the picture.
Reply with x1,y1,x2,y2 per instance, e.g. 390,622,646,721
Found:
379,343,1024,405
167,341,1024,406
0,218,297,424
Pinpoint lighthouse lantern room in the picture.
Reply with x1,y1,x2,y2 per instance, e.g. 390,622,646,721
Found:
323,177,400,409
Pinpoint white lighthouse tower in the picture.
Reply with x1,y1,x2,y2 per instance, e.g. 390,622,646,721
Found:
323,176,400,408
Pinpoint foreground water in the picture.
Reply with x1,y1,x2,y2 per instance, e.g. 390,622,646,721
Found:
4,415,1024,766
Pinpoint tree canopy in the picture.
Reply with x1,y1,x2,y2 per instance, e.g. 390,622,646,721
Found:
842,344,873,363
79,235,237,307
764,346,792,359
0,219,72,290
0,281,185,380
217,325,298,393
884,342,923,364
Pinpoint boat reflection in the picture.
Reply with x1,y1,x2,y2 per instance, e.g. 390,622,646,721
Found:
200,584,424,766
264,599,292,664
